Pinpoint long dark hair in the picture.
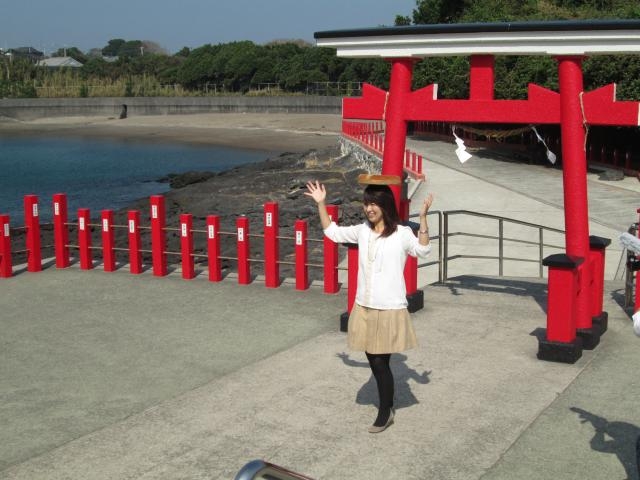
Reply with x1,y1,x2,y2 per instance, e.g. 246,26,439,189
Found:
363,184,400,237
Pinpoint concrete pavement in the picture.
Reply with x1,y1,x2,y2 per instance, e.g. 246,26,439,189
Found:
2,136,640,479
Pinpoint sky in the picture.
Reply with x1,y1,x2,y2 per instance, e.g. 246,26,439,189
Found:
2,0,417,55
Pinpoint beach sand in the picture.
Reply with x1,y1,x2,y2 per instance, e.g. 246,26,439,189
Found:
0,112,344,152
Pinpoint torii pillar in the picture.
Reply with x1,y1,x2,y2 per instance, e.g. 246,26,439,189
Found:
383,58,424,310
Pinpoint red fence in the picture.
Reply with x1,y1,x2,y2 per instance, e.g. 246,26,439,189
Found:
0,194,359,312
342,120,425,180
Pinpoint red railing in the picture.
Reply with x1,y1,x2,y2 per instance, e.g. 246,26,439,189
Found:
341,120,425,180
0,194,361,315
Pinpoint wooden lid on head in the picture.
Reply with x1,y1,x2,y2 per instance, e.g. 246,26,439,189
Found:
357,174,402,186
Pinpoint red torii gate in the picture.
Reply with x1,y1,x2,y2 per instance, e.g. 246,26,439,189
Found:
315,20,640,363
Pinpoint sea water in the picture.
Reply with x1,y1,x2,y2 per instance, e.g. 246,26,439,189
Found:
0,136,270,222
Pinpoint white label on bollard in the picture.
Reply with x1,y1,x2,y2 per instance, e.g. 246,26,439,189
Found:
79,218,85,231
102,219,109,232
152,205,158,219
33,204,39,217
208,225,215,239
128,220,135,233
54,202,59,216
238,227,244,242
3,224,8,237
296,231,303,245
266,212,272,227
329,213,333,221
181,224,187,237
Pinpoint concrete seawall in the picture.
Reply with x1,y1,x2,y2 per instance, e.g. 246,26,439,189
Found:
0,96,342,120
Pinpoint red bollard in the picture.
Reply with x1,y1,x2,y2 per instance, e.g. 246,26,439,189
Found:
77,208,93,270
23,195,41,272
237,216,250,285
264,202,279,288
401,198,423,312
589,235,610,335
324,205,339,294
150,195,167,277
340,243,359,332
0,214,12,278
537,254,584,363
101,210,116,272
207,215,221,282
128,210,142,274
180,213,194,279
53,193,70,268
295,219,308,290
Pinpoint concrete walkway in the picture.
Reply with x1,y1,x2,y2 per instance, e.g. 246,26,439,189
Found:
2,137,640,480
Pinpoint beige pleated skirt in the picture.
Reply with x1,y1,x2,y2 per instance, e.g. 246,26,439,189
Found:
347,303,418,354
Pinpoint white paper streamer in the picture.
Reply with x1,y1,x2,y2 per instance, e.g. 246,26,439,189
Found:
452,128,472,164
531,126,557,164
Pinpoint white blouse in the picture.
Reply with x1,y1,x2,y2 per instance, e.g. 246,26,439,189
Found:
323,222,432,310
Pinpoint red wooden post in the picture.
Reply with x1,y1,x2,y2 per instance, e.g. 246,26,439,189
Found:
295,219,308,290
180,213,194,280
53,193,71,268
53,193,70,268
264,202,279,288
77,208,93,270
538,254,583,363
0,214,12,278
101,210,116,272
23,195,41,272
207,215,221,282
470,55,495,100
150,195,167,277
382,58,416,207
237,216,250,285
401,199,418,296
128,210,142,274
324,205,340,294
339,243,360,333
346,244,359,313
557,56,597,347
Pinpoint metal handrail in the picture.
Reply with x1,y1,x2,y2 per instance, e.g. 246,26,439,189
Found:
234,460,315,480
441,209,565,282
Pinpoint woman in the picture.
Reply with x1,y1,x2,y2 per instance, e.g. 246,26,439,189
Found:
305,178,433,433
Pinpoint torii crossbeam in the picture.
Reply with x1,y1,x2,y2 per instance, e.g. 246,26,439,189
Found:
315,20,640,363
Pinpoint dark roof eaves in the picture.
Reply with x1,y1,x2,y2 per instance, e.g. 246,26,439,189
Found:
314,19,640,40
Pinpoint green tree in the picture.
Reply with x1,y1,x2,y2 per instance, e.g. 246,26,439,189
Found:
52,46,87,63
102,39,126,56
411,0,468,23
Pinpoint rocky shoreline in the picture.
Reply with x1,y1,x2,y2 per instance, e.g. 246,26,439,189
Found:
30,143,373,281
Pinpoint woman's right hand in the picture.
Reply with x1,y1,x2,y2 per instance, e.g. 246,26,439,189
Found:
304,180,326,204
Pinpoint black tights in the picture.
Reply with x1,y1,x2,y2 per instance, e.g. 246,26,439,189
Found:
366,352,394,427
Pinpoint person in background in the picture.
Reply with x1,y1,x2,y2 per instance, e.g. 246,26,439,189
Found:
305,176,433,433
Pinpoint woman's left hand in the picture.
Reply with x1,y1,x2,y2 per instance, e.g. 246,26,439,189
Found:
419,193,434,217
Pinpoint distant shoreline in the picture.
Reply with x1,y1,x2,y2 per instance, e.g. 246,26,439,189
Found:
0,112,343,153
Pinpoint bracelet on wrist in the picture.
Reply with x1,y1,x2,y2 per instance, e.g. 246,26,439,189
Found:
419,229,429,234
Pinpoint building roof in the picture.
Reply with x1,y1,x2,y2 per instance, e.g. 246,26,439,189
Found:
37,56,83,68
9,47,43,56
314,19,640,57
